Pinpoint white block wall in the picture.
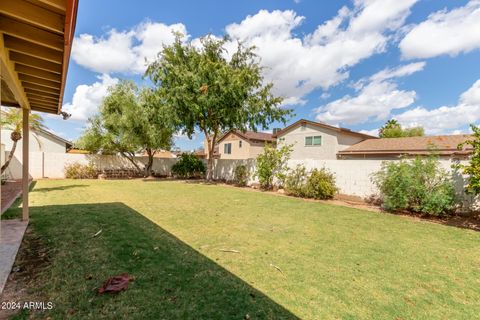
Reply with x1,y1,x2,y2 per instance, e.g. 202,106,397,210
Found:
3,151,478,210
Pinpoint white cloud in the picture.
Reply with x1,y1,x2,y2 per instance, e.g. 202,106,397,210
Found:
63,74,119,121
368,61,426,82
223,1,418,106
395,79,480,134
460,79,480,105
72,21,187,74
314,62,424,125
400,1,480,59
315,80,416,125
360,128,379,137
71,2,417,106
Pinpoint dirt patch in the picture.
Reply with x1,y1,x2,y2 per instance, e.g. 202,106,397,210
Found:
0,228,51,320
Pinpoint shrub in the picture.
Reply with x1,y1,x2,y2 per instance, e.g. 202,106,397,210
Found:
284,164,308,197
373,156,456,216
304,168,337,200
64,162,97,179
455,124,480,195
171,153,206,178
255,144,292,190
234,165,249,186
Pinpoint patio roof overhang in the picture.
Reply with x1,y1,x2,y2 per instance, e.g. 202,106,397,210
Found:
0,0,78,114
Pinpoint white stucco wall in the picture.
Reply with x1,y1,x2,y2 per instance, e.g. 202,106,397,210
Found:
277,123,366,160
1,129,68,159
3,153,477,211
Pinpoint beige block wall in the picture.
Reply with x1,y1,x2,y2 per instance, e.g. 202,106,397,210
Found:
277,124,365,160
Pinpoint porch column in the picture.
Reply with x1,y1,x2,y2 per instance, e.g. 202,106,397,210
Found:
22,108,29,221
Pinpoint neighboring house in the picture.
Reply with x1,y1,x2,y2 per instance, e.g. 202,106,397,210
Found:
274,119,375,160
192,149,207,159
212,130,275,159
203,137,219,159
1,128,72,158
338,135,473,160
1,128,72,179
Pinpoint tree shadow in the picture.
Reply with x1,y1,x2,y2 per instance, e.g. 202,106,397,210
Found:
15,202,299,319
31,184,88,193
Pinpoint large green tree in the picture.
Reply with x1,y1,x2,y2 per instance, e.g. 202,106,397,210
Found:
77,81,175,177
1,109,45,174
379,119,424,138
145,35,291,180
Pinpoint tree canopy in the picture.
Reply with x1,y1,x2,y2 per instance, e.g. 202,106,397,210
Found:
379,119,424,138
145,35,291,179
77,81,175,177
1,109,45,174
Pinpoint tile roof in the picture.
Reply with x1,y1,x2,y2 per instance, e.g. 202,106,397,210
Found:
338,135,473,156
218,130,275,143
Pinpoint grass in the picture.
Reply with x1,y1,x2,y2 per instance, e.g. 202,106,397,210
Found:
3,179,480,319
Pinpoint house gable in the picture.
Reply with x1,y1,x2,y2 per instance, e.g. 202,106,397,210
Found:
218,132,252,159
277,121,369,160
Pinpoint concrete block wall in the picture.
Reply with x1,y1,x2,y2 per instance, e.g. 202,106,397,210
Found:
4,151,478,210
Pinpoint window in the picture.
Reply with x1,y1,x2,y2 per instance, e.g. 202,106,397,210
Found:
239,141,242,148
224,143,232,154
278,137,285,143
305,136,322,146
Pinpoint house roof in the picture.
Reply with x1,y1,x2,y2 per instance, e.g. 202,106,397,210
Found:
142,150,177,158
0,0,79,114
273,119,376,139
67,148,89,154
338,135,474,156
36,127,72,147
217,130,275,144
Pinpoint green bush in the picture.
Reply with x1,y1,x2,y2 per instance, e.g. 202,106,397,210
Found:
171,153,206,178
373,156,456,216
234,165,249,186
64,162,97,179
284,165,308,197
304,168,337,200
255,144,292,190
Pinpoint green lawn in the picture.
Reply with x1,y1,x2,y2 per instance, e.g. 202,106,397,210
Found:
3,179,480,319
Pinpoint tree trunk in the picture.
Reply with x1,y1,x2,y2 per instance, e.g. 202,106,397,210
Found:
144,149,154,177
207,156,213,181
1,134,21,174
205,131,218,181
120,151,142,173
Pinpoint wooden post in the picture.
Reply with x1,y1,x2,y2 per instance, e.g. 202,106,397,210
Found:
22,108,29,221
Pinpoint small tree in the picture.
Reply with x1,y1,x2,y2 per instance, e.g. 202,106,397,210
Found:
77,81,175,177
255,144,292,190
1,109,45,174
146,35,291,180
456,124,480,195
379,119,424,138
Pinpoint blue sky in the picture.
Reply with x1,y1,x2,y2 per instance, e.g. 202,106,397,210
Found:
45,0,480,150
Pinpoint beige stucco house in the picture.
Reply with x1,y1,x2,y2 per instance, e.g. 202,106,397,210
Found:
212,130,275,159
274,119,375,160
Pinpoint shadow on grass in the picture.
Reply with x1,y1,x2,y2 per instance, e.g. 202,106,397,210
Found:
31,184,88,193
13,202,299,319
